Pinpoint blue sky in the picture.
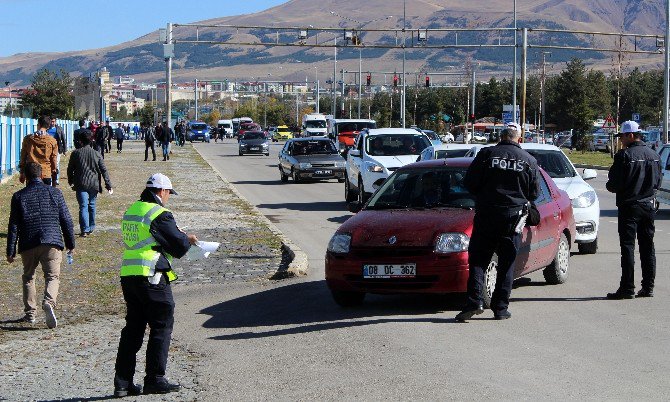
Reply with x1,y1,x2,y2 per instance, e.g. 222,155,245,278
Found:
0,0,287,57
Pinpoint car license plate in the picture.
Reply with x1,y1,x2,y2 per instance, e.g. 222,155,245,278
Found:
250,147,259,150
363,264,416,278
315,170,332,175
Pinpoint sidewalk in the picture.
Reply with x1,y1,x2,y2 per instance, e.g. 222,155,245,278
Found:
0,141,287,400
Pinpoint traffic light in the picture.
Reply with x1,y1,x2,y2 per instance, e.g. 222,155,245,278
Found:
425,76,430,87
393,74,398,87
366,74,371,86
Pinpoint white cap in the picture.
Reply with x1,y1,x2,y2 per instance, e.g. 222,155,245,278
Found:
506,122,521,133
620,120,640,134
146,173,177,194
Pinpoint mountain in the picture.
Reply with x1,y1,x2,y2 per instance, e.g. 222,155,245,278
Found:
1,0,666,85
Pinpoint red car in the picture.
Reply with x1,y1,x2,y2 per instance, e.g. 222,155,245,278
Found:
325,158,576,307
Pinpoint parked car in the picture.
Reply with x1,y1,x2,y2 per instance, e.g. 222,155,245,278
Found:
273,125,293,142
463,144,493,157
642,129,661,151
421,130,443,146
186,121,210,143
278,137,346,182
520,143,599,253
344,128,432,204
653,144,670,209
326,158,576,307
592,132,612,152
238,131,270,156
417,144,475,161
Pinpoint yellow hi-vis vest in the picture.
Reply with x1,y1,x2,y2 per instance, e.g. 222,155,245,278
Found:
120,201,178,282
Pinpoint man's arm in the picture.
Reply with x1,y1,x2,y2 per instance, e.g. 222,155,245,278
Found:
19,136,29,173
66,153,75,187
606,152,624,193
49,139,58,175
56,190,75,250
150,212,193,259
6,194,20,261
97,155,113,191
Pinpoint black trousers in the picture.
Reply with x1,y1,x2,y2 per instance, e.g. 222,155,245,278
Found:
465,209,522,312
617,202,656,293
115,274,174,385
117,139,123,152
107,138,112,153
145,141,156,161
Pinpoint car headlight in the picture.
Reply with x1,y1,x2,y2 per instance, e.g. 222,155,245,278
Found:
299,163,312,169
435,233,470,253
327,233,351,253
366,161,384,172
262,143,269,148
572,190,596,208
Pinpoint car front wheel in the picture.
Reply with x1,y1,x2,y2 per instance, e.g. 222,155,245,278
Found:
331,290,365,307
292,169,301,183
357,177,367,204
482,254,498,309
544,233,570,284
345,177,357,202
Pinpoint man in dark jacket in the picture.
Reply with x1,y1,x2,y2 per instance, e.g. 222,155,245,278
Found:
144,123,157,161
113,173,197,397
67,131,113,237
456,127,540,322
6,162,75,328
605,120,662,299
95,120,113,158
115,124,125,153
158,121,174,161
73,119,89,149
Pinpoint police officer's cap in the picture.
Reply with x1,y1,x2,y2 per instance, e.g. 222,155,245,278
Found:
617,120,640,136
146,173,178,195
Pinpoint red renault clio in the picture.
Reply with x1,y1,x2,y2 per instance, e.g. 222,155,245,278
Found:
325,158,576,307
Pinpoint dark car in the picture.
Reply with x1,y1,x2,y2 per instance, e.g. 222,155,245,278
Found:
239,131,270,156
278,137,346,183
325,158,576,307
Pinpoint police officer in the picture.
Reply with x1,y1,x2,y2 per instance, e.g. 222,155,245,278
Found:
605,121,661,299
456,126,540,321
113,173,198,397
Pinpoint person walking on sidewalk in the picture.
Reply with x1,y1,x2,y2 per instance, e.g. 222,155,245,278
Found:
73,119,89,149
6,162,76,328
95,120,113,159
113,173,197,397
47,117,67,185
66,131,113,237
158,121,174,161
115,124,125,153
605,120,662,299
144,123,157,161
19,116,59,186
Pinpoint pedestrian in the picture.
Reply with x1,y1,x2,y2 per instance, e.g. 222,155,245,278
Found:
47,117,67,185
66,131,113,237
115,124,125,153
6,162,76,328
455,125,540,322
95,120,113,158
19,116,59,186
158,121,174,161
133,124,140,140
605,121,661,299
73,119,88,149
106,122,113,153
144,123,157,161
113,173,197,397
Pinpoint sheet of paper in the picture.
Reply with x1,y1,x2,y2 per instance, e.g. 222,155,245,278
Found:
185,241,220,261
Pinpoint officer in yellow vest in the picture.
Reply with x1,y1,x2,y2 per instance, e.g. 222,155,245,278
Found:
113,173,197,397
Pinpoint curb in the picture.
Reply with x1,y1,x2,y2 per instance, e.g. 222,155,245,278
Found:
574,163,610,171
191,145,309,278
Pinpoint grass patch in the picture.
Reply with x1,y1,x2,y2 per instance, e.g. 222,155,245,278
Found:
562,150,614,167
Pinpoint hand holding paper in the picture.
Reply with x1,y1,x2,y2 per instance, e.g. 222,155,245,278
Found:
185,240,220,261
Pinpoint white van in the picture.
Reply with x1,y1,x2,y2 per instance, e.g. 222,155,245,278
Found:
217,119,233,138
302,113,328,137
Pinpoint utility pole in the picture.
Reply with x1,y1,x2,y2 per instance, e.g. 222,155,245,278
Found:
194,78,199,121
165,22,173,125
401,0,407,128
513,0,518,124
340,69,345,118
471,67,476,141
664,0,670,144
333,38,337,117
521,28,528,137
358,48,362,118
540,51,551,139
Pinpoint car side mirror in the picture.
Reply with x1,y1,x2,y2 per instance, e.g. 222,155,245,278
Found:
349,149,361,157
347,201,362,213
582,168,597,180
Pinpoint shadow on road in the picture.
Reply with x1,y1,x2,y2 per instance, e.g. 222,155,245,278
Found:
327,215,352,224
199,280,465,340
257,201,347,212
232,180,284,186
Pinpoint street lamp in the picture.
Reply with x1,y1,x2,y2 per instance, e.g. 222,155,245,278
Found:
314,66,320,113
4,81,12,117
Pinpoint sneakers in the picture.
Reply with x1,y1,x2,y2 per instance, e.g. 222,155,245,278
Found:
494,310,512,320
455,304,485,322
606,291,635,300
19,314,35,324
636,288,654,298
42,302,57,329
143,379,181,395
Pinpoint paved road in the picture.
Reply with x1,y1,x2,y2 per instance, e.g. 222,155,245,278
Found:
175,140,669,400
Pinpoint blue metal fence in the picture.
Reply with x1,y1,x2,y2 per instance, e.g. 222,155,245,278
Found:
0,116,77,181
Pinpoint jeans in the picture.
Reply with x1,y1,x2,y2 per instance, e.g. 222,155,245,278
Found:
115,274,175,384
161,143,170,159
76,190,98,233
617,202,656,293
21,245,62,317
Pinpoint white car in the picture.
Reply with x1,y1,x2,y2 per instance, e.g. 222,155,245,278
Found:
418,144,474,161
654,144,670,208
345,128,431,204
463,144,494,157
521,143,599,254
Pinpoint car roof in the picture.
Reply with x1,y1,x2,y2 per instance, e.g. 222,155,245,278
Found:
427,144,475,151
520,143,561,151
401,157,474,170
331,119,375,123
366,128,426,135
287,137,332,142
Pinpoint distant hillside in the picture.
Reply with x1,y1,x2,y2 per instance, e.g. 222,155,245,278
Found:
1,0,665,85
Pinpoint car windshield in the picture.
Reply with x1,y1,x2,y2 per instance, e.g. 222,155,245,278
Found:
367,167,474,210
190,124,207,130
436,149,470,159
292,140,337,155
366,134,430,156
336,122,376,133
423,131,438,140
644,131,659,141
243,132,266,140
305,120,327,129
526,149,576,178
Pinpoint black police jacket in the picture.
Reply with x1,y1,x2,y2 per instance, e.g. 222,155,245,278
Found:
606,141,661,207
464,140,540,209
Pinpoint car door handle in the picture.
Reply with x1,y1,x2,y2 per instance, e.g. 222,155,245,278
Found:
553,212,559,219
